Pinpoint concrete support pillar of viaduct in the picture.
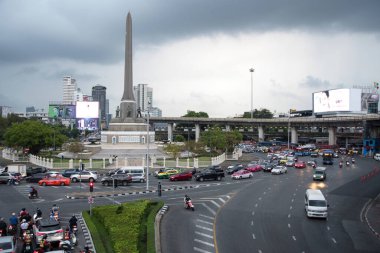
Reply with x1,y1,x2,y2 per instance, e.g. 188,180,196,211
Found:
225,125,231,131
258,126,264,141
328,127,337,146
167,123,173,142
291,127,298,144
195,124,200,142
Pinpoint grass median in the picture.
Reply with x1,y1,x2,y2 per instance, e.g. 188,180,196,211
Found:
82,200,164,253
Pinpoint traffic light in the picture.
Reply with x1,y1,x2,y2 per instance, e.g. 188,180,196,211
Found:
89,181,94,192
374,82,379,89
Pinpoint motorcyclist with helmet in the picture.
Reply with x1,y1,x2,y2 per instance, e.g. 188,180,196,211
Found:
0,217,7,236
69,215,78,233
29,186,38,198
184,194,191,207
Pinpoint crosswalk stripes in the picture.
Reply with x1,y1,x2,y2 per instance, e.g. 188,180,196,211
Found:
192,195,231,253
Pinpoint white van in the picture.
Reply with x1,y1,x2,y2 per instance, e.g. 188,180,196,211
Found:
118,166,145,176
305,189,328,219
374,153,380,161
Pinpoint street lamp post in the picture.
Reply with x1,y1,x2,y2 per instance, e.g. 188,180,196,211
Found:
249,68,254,119
288,109,290,150
185,128,191,158
146,102,151,191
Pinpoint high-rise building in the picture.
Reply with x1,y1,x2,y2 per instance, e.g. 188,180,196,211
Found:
62,76,77,104
134,83,153,113
92,85,107,121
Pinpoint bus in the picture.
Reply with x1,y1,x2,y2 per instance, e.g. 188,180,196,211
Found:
322,150,334,165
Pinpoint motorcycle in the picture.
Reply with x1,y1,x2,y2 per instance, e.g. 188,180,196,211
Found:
339,162,343,168
53,210,59,221
346,161,350,167
7,224,17,236
0,228,5,237
351,159,355,164
71,224,78,235
22,230,33,253
185,200,195,211
28,192,38,199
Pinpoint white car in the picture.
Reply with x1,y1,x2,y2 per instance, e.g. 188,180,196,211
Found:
70,171,98,182
271,166,287,175
231,169,253,180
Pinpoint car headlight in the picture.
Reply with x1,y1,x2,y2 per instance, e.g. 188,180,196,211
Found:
313,175,316,178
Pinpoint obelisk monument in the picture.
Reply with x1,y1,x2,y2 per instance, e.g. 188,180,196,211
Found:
100,12,155,149
120,12,137,120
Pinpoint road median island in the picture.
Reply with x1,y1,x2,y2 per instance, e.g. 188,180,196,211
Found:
83,200,164,253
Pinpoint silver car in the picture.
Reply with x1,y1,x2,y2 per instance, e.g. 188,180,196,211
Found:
70,171,98,182
131,173,146,183
33,219,63,244
271,166,287,175
0,236,15,253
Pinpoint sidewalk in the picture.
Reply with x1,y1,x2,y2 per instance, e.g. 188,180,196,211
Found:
365,193,380,239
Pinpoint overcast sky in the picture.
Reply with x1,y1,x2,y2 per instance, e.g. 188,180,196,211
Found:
1,0,380,117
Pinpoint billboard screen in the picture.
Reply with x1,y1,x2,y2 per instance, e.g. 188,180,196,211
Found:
48,105,76,119
76,101,99,118
313,88,361,113
77,118,98,130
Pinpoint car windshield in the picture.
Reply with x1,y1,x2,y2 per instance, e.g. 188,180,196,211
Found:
0,242,12,250
39,224,61,232
309,200,326,207
315,171,324,174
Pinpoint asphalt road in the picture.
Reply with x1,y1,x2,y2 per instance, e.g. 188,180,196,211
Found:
215,154,380,253
2,153,380,253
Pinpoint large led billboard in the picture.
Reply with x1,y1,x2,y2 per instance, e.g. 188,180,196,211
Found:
76,101,99,118
313,88,361,113
77,118,98,130
48,104,76,119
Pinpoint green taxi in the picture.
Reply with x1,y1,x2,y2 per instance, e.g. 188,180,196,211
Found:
157,169,179,179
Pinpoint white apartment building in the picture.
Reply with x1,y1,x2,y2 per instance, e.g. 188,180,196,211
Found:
62,76,77,104
134,83,153,112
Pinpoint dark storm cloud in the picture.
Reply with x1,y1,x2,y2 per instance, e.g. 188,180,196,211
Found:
0,0,379,66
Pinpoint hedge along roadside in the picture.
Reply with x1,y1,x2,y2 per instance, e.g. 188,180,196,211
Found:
83,200,164,253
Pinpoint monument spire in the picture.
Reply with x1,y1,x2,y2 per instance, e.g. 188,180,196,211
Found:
122,12,134,101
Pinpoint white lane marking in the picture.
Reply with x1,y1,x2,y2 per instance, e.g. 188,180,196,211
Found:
360,199,372,222
53,198,63,202
332,238,337,244
196,225,213,232
195,231,213,239
197,219,213,226
259,197,262,201
200,203,216,215
199,214,214,220
293,193,296,196
105,197,121,205
258,250,262,253
252,211,255,216
252,233,256,240
194,247,212,253
288,224,291,228
290,206,293,210
251,221,254,226
255,203,258,207
327,226,330,231
292,236,297,241
291,199,294,202
263,192,266,194
194,239,214,247
218,197,226,204
210,200,221,208
226,195,231,199
288,214,291,218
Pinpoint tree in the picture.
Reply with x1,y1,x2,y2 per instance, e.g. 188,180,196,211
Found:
182,110,209,118
200,127,243,154
164,143,182,159
4,120,67,154
67,142,84,155
174,135,185,142
242,108,274,118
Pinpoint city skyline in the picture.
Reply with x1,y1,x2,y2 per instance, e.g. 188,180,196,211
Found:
1,1,380,117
